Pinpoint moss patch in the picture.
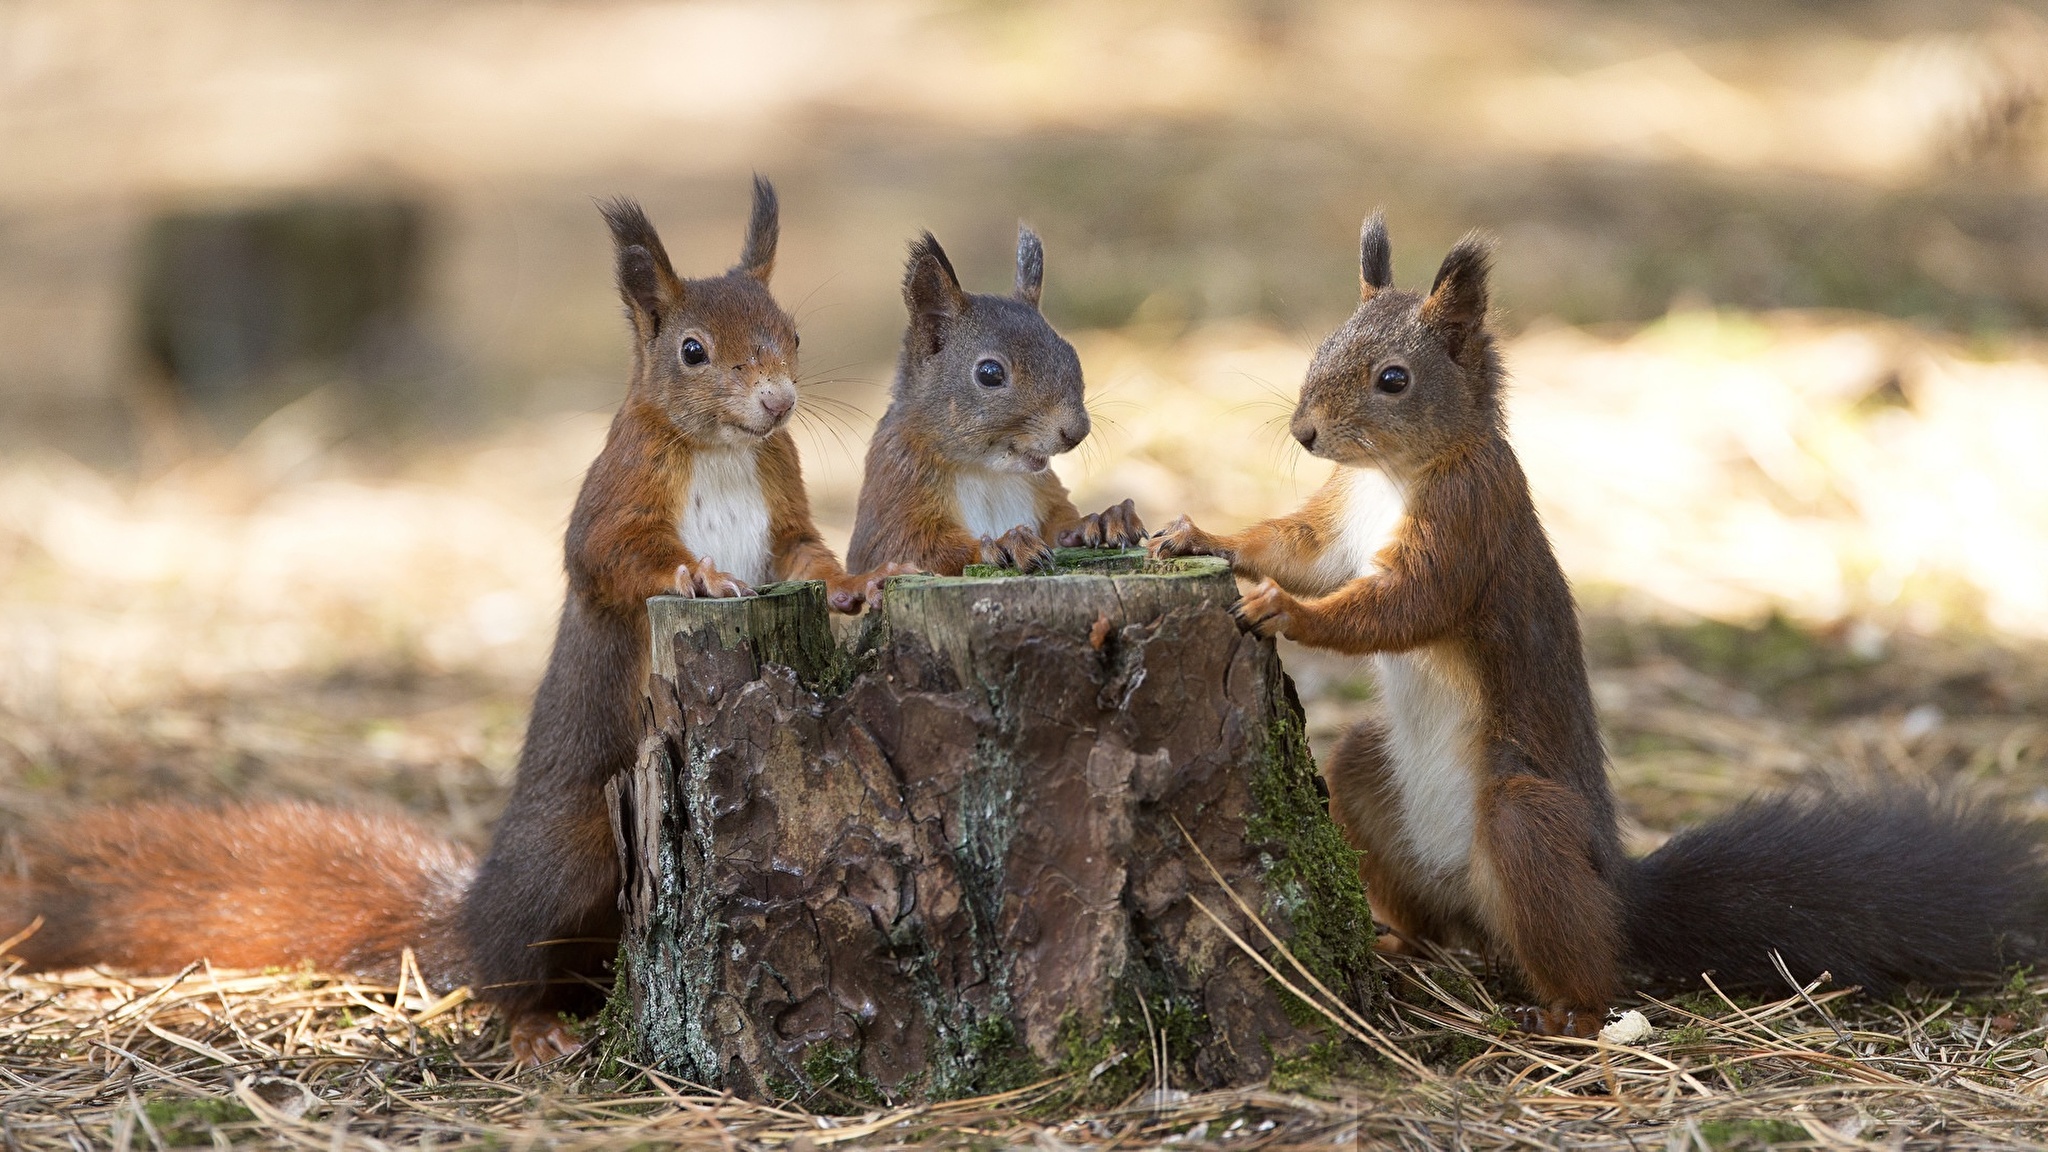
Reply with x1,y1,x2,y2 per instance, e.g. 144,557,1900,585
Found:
1268,1037,1381,1095
1050,976,1206,1109
1245,704,1380,1021
797,1043,887,1111
1696,1118,1808,1148
142,1096,254,1144
945,1014,1047,1099
961,547,1196,579
591,939,638,1080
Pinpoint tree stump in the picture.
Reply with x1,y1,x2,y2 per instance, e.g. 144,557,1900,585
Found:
608,549,1379,1105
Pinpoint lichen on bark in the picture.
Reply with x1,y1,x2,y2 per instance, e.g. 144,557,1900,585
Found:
611,549,1383,1102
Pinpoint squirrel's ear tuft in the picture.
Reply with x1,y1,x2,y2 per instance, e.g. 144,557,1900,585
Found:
904,232,966,355
1420,231,1493,359
736,174,778,282
1014,224,1045,309
1360,211,1393,298
601,197,683,330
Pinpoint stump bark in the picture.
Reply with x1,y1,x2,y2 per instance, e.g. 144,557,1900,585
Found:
608,549,1379,1105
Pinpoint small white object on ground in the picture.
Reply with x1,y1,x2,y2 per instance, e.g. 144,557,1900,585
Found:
1598,1009,1654,1044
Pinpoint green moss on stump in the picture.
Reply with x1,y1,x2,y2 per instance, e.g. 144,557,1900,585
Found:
623,543,1385,1100
961,546,1198,579
1049,978,1208,1109
1246,706,1379,1021
796,1043,887,1111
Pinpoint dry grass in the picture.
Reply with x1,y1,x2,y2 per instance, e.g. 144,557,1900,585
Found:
11,944,2048,1148
6,313,2048,1146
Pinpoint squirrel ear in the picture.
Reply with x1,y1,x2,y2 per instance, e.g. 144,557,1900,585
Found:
903,232,966,356
735,174,778,283
1420,232,1494,360
1360,210,1393,299
600,197,684,333
1014,224,1044,309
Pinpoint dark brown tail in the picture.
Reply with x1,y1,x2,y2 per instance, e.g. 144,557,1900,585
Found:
1625,786,2048,993
2,802,474,990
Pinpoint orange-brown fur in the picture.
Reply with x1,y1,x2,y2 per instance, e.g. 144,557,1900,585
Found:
466,182,909,1061
848,228,1143,575
1152,214,1622,1034
851,417,1108,575
1,181,890,1066
3,803,471,984
1162,217,2048,1034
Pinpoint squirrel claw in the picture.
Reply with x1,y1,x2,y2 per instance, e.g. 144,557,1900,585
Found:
1146,514,1212,560
1101,498,1147,547
1232,578,1294,638
508,1011,583,1067
828,563,920,614
1505,1005,1604,1039
1061,499,1147,549
824,577,864,614
981,526,1056,573
867,561,920,599
678,558,753,600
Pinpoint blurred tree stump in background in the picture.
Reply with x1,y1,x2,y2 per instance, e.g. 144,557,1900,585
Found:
608,551,1378,1105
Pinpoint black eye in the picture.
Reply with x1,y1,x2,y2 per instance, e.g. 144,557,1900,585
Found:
681,337,708,367
974,358,1007,388
1375,365,1410,394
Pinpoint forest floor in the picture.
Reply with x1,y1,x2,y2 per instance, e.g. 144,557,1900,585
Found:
5,314,2048,1148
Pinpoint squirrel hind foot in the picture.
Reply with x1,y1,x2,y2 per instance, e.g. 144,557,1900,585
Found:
508,1011,584,1067
1506,1005,1604,1039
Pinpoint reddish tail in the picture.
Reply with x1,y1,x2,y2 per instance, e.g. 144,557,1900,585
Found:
2,803,473,989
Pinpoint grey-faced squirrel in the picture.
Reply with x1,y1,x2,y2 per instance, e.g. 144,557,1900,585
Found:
847,227,1145,575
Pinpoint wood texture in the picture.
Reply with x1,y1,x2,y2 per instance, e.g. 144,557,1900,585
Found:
610,550,1379,1105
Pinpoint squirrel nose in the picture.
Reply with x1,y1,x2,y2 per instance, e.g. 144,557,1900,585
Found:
1057,423,1085,451
760,391,794,420
1295,425,1318,451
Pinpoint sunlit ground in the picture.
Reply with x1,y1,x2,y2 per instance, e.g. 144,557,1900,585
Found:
3,308,2045,851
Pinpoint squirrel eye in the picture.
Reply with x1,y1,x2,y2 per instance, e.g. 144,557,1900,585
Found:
974,358,1007,388
1375,365,1410,394
681,337,709,367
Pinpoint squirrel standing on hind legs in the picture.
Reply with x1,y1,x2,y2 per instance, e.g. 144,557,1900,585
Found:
1,179,902,1065
1152,212,2048,1034
461,179,908,1061
847,226,1146,575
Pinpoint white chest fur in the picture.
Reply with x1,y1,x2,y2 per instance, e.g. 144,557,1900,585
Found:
678,447,772,585
1374,646,1484,878
1320,465,1408,584
1326,465,1485,880
953,470,1040,540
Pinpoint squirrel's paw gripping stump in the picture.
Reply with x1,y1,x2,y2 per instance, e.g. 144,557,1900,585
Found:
607,549,1379,1104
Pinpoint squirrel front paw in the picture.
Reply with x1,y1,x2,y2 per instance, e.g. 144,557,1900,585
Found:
978,525,1057,573
825,562,920,613
1229,577,1301,639
673,559,755,600
1058,498,1147,548
1146,514,1223,560
507,1010,583,1067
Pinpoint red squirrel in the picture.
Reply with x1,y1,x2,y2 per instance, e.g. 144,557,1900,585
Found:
846,227,1145,575
1152,213,2048,1035
2,180,899,1064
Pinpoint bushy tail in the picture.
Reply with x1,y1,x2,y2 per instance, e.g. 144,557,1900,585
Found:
2,803,474,990
1624,787,2048,994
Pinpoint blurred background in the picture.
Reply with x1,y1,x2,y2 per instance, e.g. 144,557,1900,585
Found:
4,0,2047,849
